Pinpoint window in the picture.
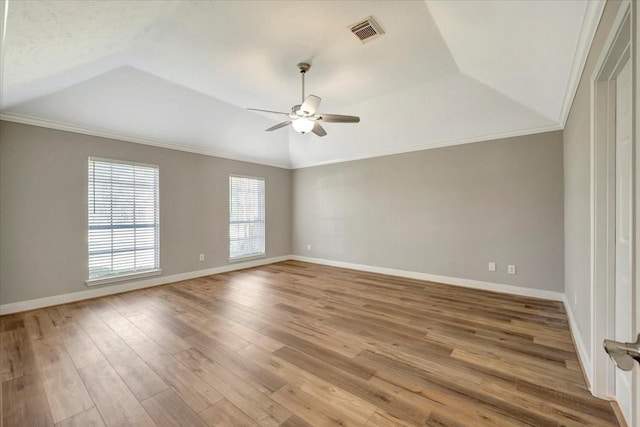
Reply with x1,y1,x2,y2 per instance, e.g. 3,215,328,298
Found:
87,157,160,283
229,175,265,260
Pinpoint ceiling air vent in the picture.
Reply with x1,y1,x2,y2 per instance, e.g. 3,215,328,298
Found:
349,16,384,43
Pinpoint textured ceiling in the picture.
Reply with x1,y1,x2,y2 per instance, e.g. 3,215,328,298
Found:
0,0,604,168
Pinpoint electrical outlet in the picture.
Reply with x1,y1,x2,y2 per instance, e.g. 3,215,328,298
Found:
488,262,496,272
507,264,516,274
307,244,311,251
199,253,205,262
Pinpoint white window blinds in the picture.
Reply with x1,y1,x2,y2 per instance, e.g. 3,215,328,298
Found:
88,157,159,280
229,175,265,259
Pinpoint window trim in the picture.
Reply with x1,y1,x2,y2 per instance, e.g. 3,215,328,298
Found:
87,156,160,285
228,174,266,261
228,253,266,263
85,269,162,286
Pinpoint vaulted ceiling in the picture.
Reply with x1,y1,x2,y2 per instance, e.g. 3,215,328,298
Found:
0,0,603,168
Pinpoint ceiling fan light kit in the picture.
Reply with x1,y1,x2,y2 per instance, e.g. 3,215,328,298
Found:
291,117,314,133
247,63,360,137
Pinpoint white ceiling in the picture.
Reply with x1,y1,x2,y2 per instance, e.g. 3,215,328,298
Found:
0,0,604,169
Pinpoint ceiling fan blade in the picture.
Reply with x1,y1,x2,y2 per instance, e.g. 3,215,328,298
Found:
312,122,327,137
247,108,289,116
318,114,360,123
265,121,292,131
300,95,321,115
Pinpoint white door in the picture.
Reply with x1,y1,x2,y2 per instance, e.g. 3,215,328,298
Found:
615,57,633,423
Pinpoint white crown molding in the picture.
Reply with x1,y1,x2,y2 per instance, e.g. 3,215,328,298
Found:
0,112,291,170
1,114,563,171
0,255,290,315
0,2,600,171
558,0,606,127
290,255,564,301
291,122,563,169
563,295,593,391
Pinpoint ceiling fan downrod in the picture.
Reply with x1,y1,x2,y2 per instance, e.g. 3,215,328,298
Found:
298,62,310,103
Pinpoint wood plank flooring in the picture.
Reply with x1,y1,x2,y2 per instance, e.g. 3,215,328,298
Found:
0,260,618,426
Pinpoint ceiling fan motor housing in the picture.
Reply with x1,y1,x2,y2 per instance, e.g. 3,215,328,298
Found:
291,105,310,118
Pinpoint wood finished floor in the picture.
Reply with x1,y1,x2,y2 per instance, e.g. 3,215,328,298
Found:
1,260,618,426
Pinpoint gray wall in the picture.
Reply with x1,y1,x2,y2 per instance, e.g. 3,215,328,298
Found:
0,121,292,304
292,131,564,292
563,0,624,358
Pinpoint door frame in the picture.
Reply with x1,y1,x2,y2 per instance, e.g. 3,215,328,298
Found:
633,0,639,423
590,1,636,424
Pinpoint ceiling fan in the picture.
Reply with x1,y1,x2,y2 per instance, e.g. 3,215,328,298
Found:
247,63,360,137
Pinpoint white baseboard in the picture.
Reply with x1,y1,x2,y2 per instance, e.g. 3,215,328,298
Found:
291,256,597,388
0,255,290,315
290,255,564,301
562,295,593,389
3,253,600,403
1,255,566,316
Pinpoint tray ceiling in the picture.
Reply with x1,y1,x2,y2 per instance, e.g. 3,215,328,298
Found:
0,0,604,168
